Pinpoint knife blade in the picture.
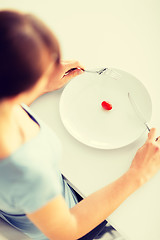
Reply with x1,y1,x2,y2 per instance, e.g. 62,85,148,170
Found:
128,92,150,132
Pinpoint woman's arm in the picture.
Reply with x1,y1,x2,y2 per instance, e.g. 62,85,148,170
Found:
27,129,160,240
43,60,84,93
26,60,84,105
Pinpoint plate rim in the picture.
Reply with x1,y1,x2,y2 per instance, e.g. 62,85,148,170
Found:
59,68,152,149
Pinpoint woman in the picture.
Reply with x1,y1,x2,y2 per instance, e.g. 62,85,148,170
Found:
0,10,160,240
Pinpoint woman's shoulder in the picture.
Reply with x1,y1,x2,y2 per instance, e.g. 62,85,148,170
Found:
0,104,40,161
0,145,63,214
0,104,62,173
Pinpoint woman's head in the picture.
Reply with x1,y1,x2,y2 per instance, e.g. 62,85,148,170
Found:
0,10,61,100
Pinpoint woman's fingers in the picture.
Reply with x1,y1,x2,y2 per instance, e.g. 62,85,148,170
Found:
130,127,160,184
146,128,160,144
45,60,84,91
62,60,84,73
58,60,84,86
64,67,83,76
60,68,83,88
147,128,157,142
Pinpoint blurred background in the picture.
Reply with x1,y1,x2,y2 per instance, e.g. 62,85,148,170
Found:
0,1,160,239
0,0,160,125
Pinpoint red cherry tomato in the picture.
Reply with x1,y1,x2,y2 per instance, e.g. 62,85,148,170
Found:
101,101,112,110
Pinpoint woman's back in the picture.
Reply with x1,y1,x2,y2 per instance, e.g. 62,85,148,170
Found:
0,105,78,239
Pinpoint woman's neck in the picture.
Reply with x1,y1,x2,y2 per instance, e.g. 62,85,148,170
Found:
0,101,24,159
0,101,19,130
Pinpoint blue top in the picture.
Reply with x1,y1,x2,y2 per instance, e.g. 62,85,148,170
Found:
0,104,78,240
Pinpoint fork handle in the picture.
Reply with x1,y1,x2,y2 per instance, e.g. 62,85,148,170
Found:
85,68,108,74
145,123,150,132
64,67,83,76
84,70,99,73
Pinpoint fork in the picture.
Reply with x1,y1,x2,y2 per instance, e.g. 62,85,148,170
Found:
84,68,108,74
64,67,107,75
128,92,150,131
65,67,121,80
84,68,121,80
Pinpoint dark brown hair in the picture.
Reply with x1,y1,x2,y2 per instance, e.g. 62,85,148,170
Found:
0,10,61,99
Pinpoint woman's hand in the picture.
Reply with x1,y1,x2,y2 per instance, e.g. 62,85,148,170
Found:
129,128,160,185
44,60,84,93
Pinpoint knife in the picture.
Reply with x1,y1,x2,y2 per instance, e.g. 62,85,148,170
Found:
128,92,150,132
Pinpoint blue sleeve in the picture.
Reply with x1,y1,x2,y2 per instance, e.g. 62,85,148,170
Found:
0,104,63,214
13,163,63,214
14,167,62,213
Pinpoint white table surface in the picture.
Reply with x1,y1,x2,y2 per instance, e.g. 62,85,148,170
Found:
1,1,160,240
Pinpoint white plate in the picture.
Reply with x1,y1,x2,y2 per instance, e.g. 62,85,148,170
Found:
59,68,152,149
